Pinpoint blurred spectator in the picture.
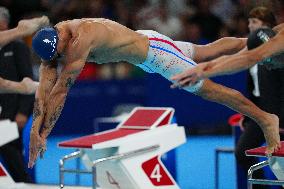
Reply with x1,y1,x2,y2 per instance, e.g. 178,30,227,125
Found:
232,13,249,37
181,17,209,44
134,0,159,29
191,0,224,41
211,0,237,25
51,0,87,23
218,25,231,38
146,1,182,39
0,6,34,183
167,0,187,17
114,1,134,28
85,0,117,20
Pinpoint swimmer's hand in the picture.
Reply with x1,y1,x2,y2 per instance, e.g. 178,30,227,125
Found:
21,77,39,94
28,131,46,168
17,16,50,36
170,62,212,88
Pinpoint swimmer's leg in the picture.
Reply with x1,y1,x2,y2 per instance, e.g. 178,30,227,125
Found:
193,79,280,155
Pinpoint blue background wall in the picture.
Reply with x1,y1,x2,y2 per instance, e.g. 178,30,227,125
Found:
53,71,247,135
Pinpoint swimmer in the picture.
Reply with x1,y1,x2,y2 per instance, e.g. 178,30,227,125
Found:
28,18,280,168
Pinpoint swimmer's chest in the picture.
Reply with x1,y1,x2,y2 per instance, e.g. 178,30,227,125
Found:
86,48,125,64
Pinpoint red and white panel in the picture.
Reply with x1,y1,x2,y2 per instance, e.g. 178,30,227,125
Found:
119,107,174,129
0,163,14,186
0,164,7,177
142,156,175,186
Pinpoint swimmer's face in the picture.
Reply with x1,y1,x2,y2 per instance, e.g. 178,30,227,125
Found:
248,18,264,33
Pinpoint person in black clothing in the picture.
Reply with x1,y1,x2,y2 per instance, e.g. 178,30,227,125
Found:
0,6,34,183
234,7,284,189
0,7,48,94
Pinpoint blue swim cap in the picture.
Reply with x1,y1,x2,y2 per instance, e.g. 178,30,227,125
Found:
32,27,58,61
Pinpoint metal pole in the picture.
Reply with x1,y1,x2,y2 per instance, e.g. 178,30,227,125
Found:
59,159,65,189
59,150,82,189
247,160,269,189
215,150,219,189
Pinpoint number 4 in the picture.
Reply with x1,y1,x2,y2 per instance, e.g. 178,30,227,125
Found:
150,164,162,182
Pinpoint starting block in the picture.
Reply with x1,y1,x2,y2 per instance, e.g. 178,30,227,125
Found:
0,120,19,188
246,141,284,189
58,107,186,189
0,120,90,189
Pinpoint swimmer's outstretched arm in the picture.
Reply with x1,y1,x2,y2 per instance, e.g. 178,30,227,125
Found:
0,77,38,94
40,60,84,139
201,29,284,78
171,30,284,87
170,48,248,88
273,22,284,33
0,16,49,47
28,62,58,168
193,37,247,62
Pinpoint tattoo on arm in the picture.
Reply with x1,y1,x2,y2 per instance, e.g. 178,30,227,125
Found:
65,77,75,89
48,78,57,85
42,105,64,135
32,99,42,122
67,70,81,75
64,70,81,89
49,105,63,127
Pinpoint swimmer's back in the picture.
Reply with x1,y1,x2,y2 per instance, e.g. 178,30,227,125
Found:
55,18,148,64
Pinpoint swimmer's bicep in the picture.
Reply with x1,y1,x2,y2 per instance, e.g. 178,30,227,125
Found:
64,32,90,87
69,23,103,61
54,60,85,93
67,37,91,62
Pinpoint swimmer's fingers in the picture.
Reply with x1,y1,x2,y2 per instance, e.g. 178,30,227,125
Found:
171,69,195,81
179,76,198,88
171,76,198,89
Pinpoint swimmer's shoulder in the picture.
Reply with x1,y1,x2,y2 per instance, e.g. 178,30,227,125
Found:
54,19,73,28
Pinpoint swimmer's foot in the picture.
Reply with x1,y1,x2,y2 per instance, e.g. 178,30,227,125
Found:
260,114,281,156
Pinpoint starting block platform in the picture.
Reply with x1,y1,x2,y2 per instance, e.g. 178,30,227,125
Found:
58,107,186,189
246,141,284,189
